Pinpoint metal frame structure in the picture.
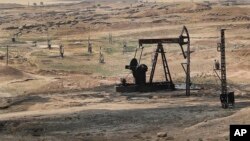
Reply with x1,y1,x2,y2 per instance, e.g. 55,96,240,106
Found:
214,29,235,108
219,29,227,98
116,26,191,96
148,43,173,85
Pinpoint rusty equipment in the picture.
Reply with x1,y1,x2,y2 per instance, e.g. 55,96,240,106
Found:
214,29,235,109
12,36,16,42
109,33,113,44
99,46,105,63
59,44,64,58
87,36,92,54
6,45,9,65
48,39,52,49
116,26,191,96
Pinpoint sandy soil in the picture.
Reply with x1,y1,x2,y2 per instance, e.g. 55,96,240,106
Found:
0,0,249,140
0,0,82,5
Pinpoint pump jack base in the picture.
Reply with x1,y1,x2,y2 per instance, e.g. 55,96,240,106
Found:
220,92,235,109
115,82,175,93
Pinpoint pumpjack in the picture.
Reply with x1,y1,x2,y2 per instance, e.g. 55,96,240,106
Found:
116,26,191,96
214,29,235,109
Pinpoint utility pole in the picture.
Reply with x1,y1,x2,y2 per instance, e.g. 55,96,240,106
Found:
47,28,52,49
88,35,92,54
109,33,113,44
6,45,9,66
99,46,104,63
214,29,235,109
220,29,227,100
59,44,64,58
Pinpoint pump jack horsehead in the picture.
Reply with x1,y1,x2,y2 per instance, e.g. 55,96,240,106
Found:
116,26,191,96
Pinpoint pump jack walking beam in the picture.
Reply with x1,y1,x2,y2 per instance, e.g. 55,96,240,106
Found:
139,26,190,59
